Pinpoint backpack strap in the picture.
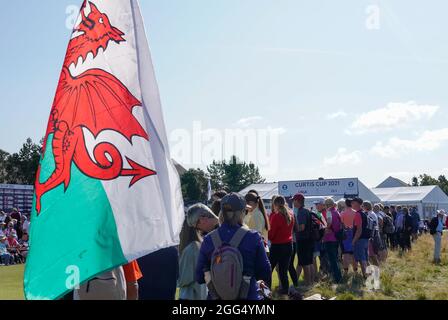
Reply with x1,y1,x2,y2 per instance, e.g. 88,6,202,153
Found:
229,227,249,248
210,229,222,249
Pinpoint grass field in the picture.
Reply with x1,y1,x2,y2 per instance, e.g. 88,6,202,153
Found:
0,264,24,300
1,234,446,300
271,233,448,300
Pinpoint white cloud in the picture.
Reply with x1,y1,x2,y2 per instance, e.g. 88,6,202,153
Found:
323,148,362,166
349,102,439,134
371,128,448,158
327,111,348,120
235,116,262,128
267,126,287,135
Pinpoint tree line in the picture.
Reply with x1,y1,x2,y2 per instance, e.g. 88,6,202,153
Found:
1,139,266,202
181,155,265,203
0,138,42,185
5,138,445,202
412,174,448,196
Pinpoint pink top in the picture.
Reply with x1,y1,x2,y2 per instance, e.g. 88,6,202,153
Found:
323,207,341,243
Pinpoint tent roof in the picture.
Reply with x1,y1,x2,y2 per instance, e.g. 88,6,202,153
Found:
376,176,410,188
239,183,278,200
371,185,448,204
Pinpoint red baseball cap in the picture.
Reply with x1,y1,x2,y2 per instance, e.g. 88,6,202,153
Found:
292,193,305,202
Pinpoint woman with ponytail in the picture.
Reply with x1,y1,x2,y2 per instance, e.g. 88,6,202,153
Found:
268,196,295,295
244,191,270,241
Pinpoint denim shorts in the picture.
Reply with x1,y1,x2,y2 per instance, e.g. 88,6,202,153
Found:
354,238,369,262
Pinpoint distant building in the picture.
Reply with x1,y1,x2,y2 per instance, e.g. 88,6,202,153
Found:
376,176,410,188
371,185,448,219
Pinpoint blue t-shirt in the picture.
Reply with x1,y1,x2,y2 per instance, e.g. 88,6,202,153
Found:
0,242,8,254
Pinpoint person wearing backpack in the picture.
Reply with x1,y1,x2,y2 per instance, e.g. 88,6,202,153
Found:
373,204,388,263
322,198,342,283
382,206,395,248
351,198,370,278
361,201,380,267
293,193,315,286
196,193,271,300
268,196,295,295
430,210,446,264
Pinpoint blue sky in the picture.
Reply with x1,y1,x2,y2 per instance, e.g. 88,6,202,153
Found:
1,0,448,187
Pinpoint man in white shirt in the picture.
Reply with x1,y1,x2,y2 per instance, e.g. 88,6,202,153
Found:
21,216,30,234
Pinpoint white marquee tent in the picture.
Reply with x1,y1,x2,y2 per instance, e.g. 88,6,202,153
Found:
371,186,448,219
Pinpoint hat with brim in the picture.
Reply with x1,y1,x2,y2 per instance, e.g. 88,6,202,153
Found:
313,198,325,205
437,209,446,216
186,203,219,228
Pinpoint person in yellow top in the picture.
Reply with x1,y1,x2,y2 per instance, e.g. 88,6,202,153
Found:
244,191,270,242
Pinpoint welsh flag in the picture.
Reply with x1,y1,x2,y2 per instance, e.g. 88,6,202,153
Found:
24,0,184,300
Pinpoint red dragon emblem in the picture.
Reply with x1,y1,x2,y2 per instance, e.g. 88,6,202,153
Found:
35,1,156,213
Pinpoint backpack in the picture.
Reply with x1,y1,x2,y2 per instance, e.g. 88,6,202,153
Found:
309,211,327,242
207,227,251,300
383,215,395,234
331,212,346,241
429,217,438,235
365,212,377,238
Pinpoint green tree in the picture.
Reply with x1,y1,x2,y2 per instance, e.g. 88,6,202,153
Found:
180,168,209,203
438,175,448,196
412,174,448,197
207,155,265,192
207,160,225,191
0,149,10,183
3,138,42,185
411,177,419,187
418,174,439,187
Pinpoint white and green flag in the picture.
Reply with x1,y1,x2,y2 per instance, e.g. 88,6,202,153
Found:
24,0,184,300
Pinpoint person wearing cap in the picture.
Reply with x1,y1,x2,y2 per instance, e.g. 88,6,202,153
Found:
0,236,13,266
177,204,214,300
431,210,446,264
196,193,271,300
292,193,315,286
312,198,329,280
322,198,342,283
186,203,219,236
351,197,369,278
